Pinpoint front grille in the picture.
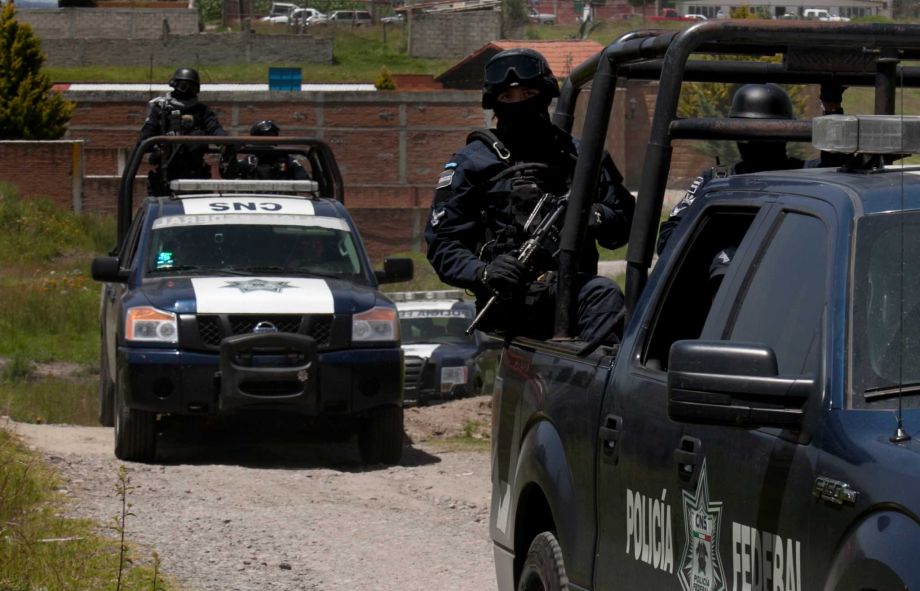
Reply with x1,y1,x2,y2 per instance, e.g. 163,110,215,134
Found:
306,316,332,346
403,356,424,395
195,314,334,349
198,316,223,346
230,315,303,335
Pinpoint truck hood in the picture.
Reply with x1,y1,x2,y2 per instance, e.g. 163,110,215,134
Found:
138,276,380,315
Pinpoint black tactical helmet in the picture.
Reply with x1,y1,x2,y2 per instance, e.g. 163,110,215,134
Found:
250,120,280,136
728,83,794,119
481,48,559,110
169,67,201,96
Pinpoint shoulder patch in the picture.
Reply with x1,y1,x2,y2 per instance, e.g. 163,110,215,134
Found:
436,169,455,189
443,162,458,169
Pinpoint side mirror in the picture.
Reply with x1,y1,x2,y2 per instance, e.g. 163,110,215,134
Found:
375,257,413,284
91,256,128,283
667,340,812,429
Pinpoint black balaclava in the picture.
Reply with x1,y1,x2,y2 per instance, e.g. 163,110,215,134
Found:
736,141,791,172
494,93,557,162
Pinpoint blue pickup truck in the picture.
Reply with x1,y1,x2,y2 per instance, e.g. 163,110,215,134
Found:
92,137,412,464
491,23,920,591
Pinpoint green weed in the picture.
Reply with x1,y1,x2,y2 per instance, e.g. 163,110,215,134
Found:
0,355,34,382
0,378,98,425
0,429,174,590
0,186,114,267
0,189,111,365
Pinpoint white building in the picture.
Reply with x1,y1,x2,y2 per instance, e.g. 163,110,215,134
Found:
677,0,890,19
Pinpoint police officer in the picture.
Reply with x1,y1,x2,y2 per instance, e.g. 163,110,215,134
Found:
658,84,798,254
425,48,635,343
137,67,226,193
235,120,310,180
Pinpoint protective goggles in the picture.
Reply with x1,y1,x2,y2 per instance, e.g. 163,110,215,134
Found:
484,54,546,86
172,80,195,93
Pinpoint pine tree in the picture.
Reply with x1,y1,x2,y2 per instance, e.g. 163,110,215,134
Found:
0,3,73,140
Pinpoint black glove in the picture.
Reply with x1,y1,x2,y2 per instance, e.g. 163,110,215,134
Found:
819,82,847,104
820,83,847,115
480,254,526,294
587,203,605,229
219,145,239,179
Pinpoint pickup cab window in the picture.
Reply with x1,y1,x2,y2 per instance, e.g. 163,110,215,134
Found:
727,212,827,375
852,211,920,408
644,207,758,370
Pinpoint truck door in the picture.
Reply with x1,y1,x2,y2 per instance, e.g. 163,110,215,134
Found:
104,208,146,374
594,203,770,589
670,201,832,591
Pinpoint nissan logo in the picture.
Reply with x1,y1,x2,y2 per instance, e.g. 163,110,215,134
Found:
253,321,279,334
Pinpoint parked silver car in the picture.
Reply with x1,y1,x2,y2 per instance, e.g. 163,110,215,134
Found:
326,10,373,25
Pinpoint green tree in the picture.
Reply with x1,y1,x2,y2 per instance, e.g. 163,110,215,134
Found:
374,65,396,90
0,3,73,139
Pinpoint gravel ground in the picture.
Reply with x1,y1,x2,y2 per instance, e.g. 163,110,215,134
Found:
6,398,496,591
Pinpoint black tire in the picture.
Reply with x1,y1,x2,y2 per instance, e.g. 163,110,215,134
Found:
113,386,157,462
98,349,114,427
517,532,569,591
358,405,404,465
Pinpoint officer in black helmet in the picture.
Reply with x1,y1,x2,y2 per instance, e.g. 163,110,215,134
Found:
657,82,845,254
425,48,635,343
137,67,226,194
234,120,310,180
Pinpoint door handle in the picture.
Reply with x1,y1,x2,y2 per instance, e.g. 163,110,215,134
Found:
599,414,622,465
674,436,702,484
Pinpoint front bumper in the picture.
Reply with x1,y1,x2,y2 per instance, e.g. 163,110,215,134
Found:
402,356,472,401
117,337,402,416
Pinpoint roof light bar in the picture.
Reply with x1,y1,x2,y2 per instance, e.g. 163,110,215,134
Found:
386,290,467,303
813,115,920,155
169,179,319,193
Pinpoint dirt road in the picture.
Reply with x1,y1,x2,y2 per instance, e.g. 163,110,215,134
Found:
7,397,496,591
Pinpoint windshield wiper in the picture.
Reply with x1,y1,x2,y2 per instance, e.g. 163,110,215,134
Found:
148,265,253,276
865,383,920,401
289,267,351,280
237,266,291,274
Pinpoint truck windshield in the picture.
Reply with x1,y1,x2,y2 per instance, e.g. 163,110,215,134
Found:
852,211,920,404
144,220,365,281
399,312,473,345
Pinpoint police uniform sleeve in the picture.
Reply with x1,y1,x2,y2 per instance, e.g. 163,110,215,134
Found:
592,152,635,250
290,159,310,180
656,170,712,255
137,101,164,144
199,105,226,136
425,154,489,290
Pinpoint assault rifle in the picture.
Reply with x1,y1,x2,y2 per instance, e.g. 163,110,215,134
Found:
466,191,569,335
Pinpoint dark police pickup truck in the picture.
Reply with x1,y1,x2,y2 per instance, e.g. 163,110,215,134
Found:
490,22,920,591
92,137,412,464
393,290,501,404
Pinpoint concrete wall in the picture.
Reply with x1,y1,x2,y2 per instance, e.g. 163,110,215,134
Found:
408,12,503,59
19,8,200,39
41,32,333,67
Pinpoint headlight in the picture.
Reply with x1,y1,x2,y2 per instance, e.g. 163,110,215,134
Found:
352,306,399,342
125,306,178,344
440,366,468,392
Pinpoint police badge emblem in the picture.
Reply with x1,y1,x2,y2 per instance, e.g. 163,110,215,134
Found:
678,460,726,591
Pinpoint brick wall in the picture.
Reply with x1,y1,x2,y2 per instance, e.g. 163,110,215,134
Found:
19,8,199,38
0,83,714,256
0,141,83,212
41,32,333,67
408,12,503,59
